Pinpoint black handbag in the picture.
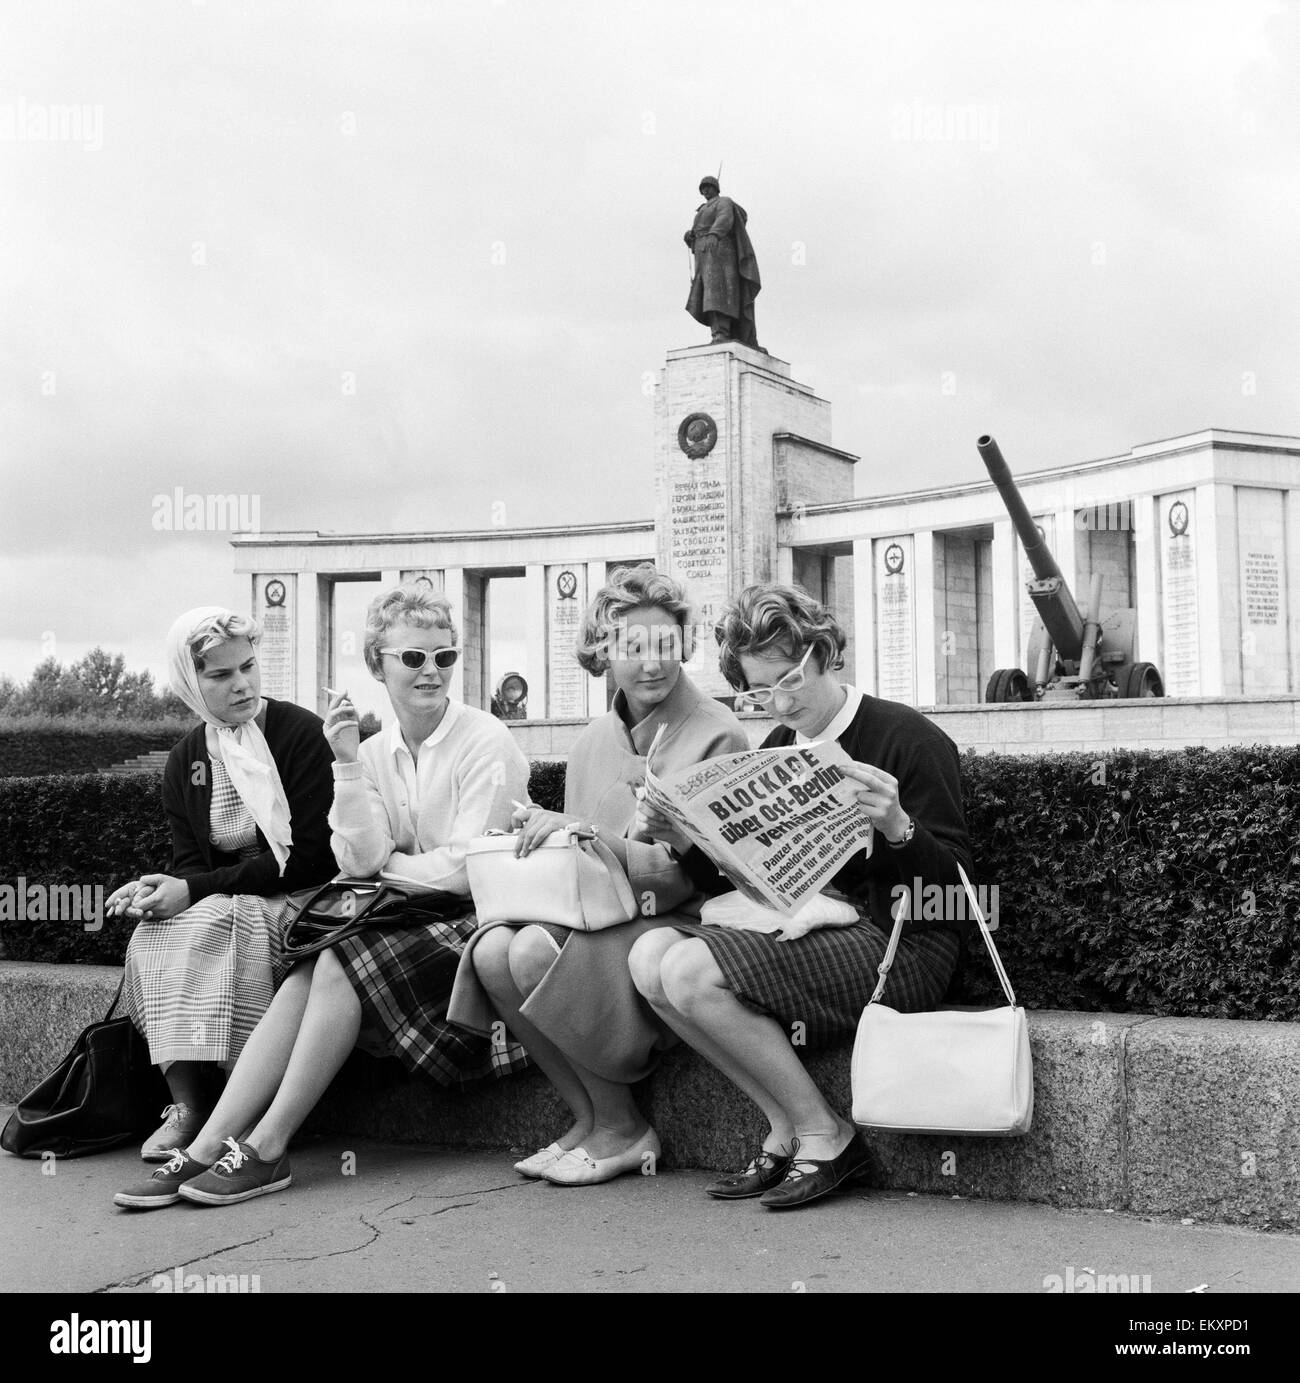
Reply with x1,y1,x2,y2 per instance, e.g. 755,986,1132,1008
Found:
1,980,168,1158
281,876,474,962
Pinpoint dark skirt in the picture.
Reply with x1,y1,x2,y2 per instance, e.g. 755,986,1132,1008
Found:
333,914,531,1089
662,919,961,1050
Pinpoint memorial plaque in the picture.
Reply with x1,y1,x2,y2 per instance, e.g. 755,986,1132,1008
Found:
1236,487,1289,693
875,537,915,705
256,574,295,700
665,449,730,696
1243,551,1280,626
1159,493,1199,695
546,565,588,718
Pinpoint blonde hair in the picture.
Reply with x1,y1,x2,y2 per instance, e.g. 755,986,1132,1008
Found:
574,563,695,676
188,613,260,672
363,583,457,676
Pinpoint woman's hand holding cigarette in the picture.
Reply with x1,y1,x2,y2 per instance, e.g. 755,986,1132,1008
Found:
323,687,361,764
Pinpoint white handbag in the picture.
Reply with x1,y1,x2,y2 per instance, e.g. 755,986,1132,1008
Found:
850,863,1033,1137
465,828,639,932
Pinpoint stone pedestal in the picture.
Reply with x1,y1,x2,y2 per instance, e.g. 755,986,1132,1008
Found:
654,343,853,695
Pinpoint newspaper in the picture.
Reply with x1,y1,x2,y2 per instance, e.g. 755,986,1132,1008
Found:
642,726,873,916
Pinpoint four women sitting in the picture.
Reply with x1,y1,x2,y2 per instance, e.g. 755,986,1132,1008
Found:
110,570,973,1214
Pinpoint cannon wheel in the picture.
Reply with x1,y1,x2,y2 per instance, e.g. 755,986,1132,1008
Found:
1119,662,1164,698
985,668,1032,703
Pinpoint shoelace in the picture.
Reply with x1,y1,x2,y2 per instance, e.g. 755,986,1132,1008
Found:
781,1136,824,1184
213,1137,247,1175
783,1134,858,1183
157,1103,188,1125
158,1149,187,1176
727,1148,786,1180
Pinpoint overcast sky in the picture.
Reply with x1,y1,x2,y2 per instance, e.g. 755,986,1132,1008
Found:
2,0,1296,688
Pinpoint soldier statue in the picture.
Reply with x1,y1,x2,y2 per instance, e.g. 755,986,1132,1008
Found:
684,175,762,349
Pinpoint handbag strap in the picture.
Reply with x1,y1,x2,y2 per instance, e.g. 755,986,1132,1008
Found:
868,861,1017,1008
104,977,125,1021
574,832,639,919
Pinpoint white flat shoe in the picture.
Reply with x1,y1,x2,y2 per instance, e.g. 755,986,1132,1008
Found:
542,1128,662,1187
513,1142,566,1178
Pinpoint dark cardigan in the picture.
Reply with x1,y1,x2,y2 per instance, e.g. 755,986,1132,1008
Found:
683,693,974,935
162,697,338,905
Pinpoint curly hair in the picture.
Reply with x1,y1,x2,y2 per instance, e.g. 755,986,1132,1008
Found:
574,563,696,676
714,583,846,691
187,612,261,673
363,583,457,677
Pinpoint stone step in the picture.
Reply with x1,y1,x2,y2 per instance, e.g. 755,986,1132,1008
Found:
103,750,171,775
1,960,1295,1230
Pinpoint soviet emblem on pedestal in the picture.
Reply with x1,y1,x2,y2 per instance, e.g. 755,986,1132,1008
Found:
678,412,718,458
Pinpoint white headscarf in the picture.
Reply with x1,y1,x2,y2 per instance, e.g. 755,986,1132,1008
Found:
165,606,293,875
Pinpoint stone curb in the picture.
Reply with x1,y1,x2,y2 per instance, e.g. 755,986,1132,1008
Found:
1,961,1295,1229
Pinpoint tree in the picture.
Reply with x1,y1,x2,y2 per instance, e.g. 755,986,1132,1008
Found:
10,657,90,716
71,648,128,710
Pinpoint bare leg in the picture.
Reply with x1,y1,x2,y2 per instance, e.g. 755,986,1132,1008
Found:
235,947,361,1161
476,926,650,1158
473,927,594,1151
186,960,316,1163
630,930,794,1155
635,936,854,1161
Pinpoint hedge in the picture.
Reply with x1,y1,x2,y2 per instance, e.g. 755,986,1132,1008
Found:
1,747,1296,1020
0,717,191,778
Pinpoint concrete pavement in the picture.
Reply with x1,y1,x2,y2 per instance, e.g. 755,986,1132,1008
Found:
2,1117,1297,1295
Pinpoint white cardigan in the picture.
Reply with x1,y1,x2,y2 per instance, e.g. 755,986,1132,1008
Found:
328,699,530,892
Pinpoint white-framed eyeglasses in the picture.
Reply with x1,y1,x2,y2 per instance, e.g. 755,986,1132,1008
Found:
734,645,816,709
379,646,460,671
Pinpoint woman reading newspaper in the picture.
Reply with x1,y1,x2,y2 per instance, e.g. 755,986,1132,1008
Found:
448,564,749,1186
631,582,974,1210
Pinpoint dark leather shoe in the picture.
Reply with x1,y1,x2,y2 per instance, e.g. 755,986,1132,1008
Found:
759,1133,870,1211
705,1148,795,1200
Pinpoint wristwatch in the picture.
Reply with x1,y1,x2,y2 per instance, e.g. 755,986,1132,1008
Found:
884,815,915,849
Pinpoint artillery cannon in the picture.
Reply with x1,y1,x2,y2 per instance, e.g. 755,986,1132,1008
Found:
978,434,1164,702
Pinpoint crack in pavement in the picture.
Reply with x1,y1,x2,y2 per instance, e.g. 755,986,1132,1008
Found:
94,1230,281,1293
92,1180,538,1286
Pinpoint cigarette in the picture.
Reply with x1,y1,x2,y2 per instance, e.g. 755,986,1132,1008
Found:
511,799,532,812
323,687,351,702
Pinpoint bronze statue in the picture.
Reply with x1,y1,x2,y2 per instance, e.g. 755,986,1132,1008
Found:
684,175,761,349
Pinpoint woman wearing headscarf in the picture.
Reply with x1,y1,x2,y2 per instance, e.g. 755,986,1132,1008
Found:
110,608,336,1161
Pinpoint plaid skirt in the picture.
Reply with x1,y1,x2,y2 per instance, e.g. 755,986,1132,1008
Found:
333,913,530,1090
124,893,291,1066
665,918,961,1050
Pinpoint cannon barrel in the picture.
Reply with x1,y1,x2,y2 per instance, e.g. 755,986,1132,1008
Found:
977,434,1086,663
977,434,1064,584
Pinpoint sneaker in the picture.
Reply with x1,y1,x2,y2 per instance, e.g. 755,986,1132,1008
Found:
177,1137,292,1206
114,1148,212,1210
141,1103,207,1162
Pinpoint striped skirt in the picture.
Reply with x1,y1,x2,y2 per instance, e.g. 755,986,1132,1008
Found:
124,893,291,1066
334,914,531,1090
